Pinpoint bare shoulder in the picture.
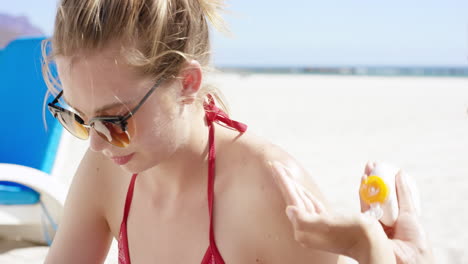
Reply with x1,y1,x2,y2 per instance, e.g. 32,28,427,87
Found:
72,148,120,208
72,148,129,235
260,139,329,205
45,148,127,263
222,132,327,206
217,131,338,263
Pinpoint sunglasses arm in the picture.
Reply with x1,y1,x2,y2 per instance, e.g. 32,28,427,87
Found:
50,91,64,105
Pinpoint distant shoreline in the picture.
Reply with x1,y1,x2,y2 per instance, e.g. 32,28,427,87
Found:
218,66,468,77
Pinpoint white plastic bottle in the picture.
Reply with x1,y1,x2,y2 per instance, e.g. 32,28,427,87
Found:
360,162,420,226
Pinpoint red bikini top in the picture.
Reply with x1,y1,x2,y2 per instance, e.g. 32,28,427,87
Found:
117,95,247,264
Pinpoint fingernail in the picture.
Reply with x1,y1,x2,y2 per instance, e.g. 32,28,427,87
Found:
268,161,277,174
267,161,273,169
268,161,280,170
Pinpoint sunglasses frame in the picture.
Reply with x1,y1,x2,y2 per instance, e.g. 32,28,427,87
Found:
47,78,164,144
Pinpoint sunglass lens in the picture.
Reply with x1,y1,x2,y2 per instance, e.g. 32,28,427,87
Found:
52,108,89,139
93,121,131,148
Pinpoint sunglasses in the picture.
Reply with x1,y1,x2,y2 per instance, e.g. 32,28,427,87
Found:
47,79,163,147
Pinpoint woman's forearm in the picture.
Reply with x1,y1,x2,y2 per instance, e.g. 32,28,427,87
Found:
361,237,395,264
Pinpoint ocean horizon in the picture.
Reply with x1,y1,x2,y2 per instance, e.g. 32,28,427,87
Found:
218,66,468,78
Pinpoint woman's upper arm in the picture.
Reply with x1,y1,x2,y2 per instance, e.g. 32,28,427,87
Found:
45,149,113,264
249,143,340,263
260,143,331,208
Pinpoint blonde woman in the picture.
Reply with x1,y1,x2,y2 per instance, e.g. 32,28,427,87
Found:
44,0,394,263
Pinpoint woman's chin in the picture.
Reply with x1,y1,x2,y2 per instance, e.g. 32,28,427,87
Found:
119,165,139,174
119,159,159,175
115,158,144,174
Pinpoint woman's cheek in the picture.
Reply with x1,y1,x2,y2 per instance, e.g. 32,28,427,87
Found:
136,107,183,152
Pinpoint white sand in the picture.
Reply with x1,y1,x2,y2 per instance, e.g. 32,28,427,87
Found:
215,73,468,263
3,73,467,263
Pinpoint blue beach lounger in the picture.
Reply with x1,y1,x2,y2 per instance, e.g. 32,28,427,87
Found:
0,38,66,245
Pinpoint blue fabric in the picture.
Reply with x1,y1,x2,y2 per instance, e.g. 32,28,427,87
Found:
0,37,62,174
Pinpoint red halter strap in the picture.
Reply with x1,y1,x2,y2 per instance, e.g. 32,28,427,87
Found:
203,94,247,247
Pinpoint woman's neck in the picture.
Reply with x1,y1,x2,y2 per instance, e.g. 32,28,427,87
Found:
138,106,213,197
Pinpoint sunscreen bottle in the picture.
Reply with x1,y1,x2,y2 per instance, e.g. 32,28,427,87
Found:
360,162,420,226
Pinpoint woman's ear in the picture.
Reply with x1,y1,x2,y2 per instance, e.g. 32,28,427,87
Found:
179,60,202,104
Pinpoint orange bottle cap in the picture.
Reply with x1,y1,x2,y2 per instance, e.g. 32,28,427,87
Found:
360,175,389,204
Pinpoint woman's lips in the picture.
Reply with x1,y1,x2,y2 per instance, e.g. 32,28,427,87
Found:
110,153,135,165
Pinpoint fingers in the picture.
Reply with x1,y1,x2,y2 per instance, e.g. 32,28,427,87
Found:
364,161,376,176
285,205,322,239
270,161,303,209
301,186,326,214
270,161,327,217
281,165,315,213
392,240,412,264
395,170,416,214
361,161,374,213
286,206,302,227
295,183,315,213
286,205,325,250
359,173,370,213
286,186,329,243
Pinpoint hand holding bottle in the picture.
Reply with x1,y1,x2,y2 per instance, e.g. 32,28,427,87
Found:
360,162,434,264
270,161,395,264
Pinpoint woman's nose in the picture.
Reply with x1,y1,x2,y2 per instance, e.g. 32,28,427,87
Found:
89,129,107,152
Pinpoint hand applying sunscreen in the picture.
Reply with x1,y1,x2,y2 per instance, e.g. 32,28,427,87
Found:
360,162,420,226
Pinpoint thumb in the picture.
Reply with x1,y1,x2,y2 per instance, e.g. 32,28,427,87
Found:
395,171,416,214
286,205,311,229
286,206,299,224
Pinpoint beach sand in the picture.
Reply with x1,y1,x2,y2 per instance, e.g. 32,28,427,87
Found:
2,73,467,263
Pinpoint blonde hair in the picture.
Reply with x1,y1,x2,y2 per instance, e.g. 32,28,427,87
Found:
42,0,230,119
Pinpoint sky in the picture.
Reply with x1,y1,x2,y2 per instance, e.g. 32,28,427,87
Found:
1,0,467,67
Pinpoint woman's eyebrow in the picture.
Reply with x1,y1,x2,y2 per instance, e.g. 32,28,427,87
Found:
62,96,86,116
94,101,132,113
62,96,131,116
